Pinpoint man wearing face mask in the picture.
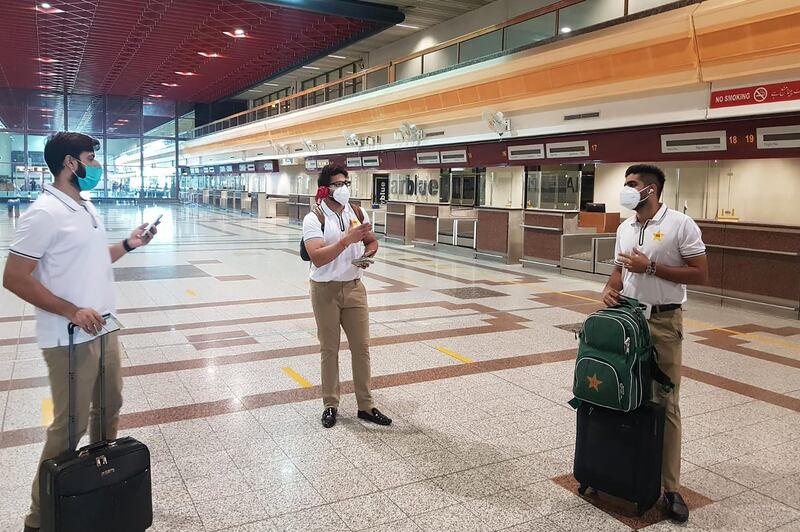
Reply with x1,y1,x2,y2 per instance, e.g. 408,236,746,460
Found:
2,132,157,532
302,164,392,429
602,164,707,523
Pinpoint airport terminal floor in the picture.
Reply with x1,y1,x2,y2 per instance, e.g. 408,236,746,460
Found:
1,204,800,532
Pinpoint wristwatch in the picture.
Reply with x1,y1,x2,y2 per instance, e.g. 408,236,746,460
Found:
123,239,134,252
646,260,657,276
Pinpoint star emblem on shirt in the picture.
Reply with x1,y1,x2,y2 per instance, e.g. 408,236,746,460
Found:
587,373,603,391
652,231,664,241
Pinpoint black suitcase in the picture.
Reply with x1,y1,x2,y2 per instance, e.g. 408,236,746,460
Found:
39,320,153,532
573,401,665,516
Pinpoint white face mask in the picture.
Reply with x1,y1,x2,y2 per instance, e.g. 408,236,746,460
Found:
620,185,651,210
332,185,351,206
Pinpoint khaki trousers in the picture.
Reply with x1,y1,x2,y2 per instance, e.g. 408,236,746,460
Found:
310,279,374,411
648,310,683,492
25,332,123,529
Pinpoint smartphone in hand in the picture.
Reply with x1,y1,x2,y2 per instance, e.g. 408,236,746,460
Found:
141,214,163,237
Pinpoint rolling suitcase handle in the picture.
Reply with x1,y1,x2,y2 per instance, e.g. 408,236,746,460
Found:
67,317,110,451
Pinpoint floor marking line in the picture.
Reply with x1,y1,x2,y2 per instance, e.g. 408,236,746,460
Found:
41,398,53,427
281,367,312,388
552,291,602,304
436,347,474,364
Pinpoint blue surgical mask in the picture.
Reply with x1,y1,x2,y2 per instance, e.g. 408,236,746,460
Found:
72,160,103,191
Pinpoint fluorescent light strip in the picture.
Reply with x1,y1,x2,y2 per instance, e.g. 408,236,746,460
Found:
396,23,420,29
328,54,347,59
301,66,321,70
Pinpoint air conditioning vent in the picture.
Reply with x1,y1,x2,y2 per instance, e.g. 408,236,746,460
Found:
440,149,467,163
416,152,440,165
757,125,800,149
564,112,600,121
346,157,363,167
424,131,445,138
661,131,726,153
508,144,545,161
546,140,590,158
362,155,380,167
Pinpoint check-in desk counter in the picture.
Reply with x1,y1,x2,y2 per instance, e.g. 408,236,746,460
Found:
230,191,243,211
693,220,800,314
288,194,313,224
437,216,478,250
265,196,289,218
476,208,524,264
413,204,446,245
386,202,416,244
593,237,618,275
368,208,386,235
241,192,253,214
202,189,210,205
561,232,617,274
521,210,579,269
579,212,620,233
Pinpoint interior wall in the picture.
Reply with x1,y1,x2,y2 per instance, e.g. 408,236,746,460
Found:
594,158,800,225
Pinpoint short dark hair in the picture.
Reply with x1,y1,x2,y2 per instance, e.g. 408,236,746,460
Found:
625,164,665,198
44,132,100,177
317,164,348,188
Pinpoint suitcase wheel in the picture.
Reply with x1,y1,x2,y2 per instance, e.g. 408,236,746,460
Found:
578,484,589,496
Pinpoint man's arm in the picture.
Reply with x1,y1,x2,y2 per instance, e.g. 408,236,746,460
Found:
306,223,372,267
652,254,708,285
3,255,104,333
109,223,157,263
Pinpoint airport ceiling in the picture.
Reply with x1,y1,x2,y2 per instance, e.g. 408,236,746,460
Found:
0,0,406,104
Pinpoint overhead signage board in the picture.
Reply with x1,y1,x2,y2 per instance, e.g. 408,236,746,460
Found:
661,131,726,153
346,157,363,167
305,159,317,170
711,80,800,109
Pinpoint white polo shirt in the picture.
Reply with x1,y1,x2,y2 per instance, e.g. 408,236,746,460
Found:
614,204,706,306
302,201,370,282
9,184,115,348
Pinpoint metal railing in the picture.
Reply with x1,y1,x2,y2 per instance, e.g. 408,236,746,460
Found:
187,0,689,140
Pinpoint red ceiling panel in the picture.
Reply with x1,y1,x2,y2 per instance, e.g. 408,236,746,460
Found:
0,0,383,103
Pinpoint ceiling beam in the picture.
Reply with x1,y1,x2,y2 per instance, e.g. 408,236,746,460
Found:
247,0,405,25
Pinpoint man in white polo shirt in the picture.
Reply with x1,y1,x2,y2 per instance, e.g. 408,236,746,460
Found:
602,164,708,523
303,164,392,429
2,132,157,532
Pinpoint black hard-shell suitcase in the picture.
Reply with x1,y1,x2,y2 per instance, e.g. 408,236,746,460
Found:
573,401,665,515
39,320,153,532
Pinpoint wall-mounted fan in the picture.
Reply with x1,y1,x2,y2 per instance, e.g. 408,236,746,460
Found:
483,111,511,136
302,139,318,152
343,132,362,147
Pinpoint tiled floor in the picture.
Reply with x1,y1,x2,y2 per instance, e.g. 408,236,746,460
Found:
1,203,800,531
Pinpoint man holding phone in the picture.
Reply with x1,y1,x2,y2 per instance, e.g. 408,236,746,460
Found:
2,132,157,532
303,164,391,429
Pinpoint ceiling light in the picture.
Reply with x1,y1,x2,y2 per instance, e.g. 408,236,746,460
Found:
328,54,347,59
36,3,63,13
224,29,247,38
37,85,54,89
263,83,279,87
174,71,196,76
41,2,51,7
560,27,572,33
39,93,58,98
38,71,56,76
396,23,420,29
148,94,163,98
301,65,320,70
36,58,59,63
161,82,179,87
198,52,221,58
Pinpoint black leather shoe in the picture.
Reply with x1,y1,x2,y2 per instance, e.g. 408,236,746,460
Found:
24,525,39,532
357,408,392,426
321,407,337,428
665,491,689,523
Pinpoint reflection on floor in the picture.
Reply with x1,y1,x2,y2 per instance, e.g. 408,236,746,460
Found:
1,204,800,531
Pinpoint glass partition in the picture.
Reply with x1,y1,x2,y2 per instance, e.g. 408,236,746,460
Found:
558,0,625,33
505,12,557,49
526,165,582,210
479,166,525,208
423,45,458,73
460,30,503,63
107,138,141,198
67,94,104,134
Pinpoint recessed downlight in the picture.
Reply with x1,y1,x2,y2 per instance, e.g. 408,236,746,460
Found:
36,57,59,63
198,52,221,58
161,82,179,87
560,27,572,33
175,71,196,76
224,29,247,38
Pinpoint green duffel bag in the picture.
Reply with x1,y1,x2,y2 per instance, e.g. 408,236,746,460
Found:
569,296,672,412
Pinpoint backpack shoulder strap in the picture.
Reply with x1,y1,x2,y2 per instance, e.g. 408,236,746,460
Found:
312,206,325,226
351,203,365,223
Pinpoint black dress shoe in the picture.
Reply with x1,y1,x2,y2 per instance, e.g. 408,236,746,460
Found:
357,408,392,426
665,491,689,523
24,525,39,532
321,407,337,428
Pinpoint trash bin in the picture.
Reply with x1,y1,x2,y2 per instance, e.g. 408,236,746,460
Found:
7,199,20,218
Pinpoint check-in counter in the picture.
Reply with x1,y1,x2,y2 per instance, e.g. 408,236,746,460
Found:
521,210,579,269
369,208,386,235
561,232,616,274
241,192,252,213
230,191,242,211
593,237,617,275
579,212,621,233
202,189,210,204
386,202,415,244
693,220,800,313
288,194,314,224
476,208,524,264
437,217,478,249
413,204,440,245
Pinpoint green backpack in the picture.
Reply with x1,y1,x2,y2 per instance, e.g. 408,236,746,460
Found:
569,296,672,412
